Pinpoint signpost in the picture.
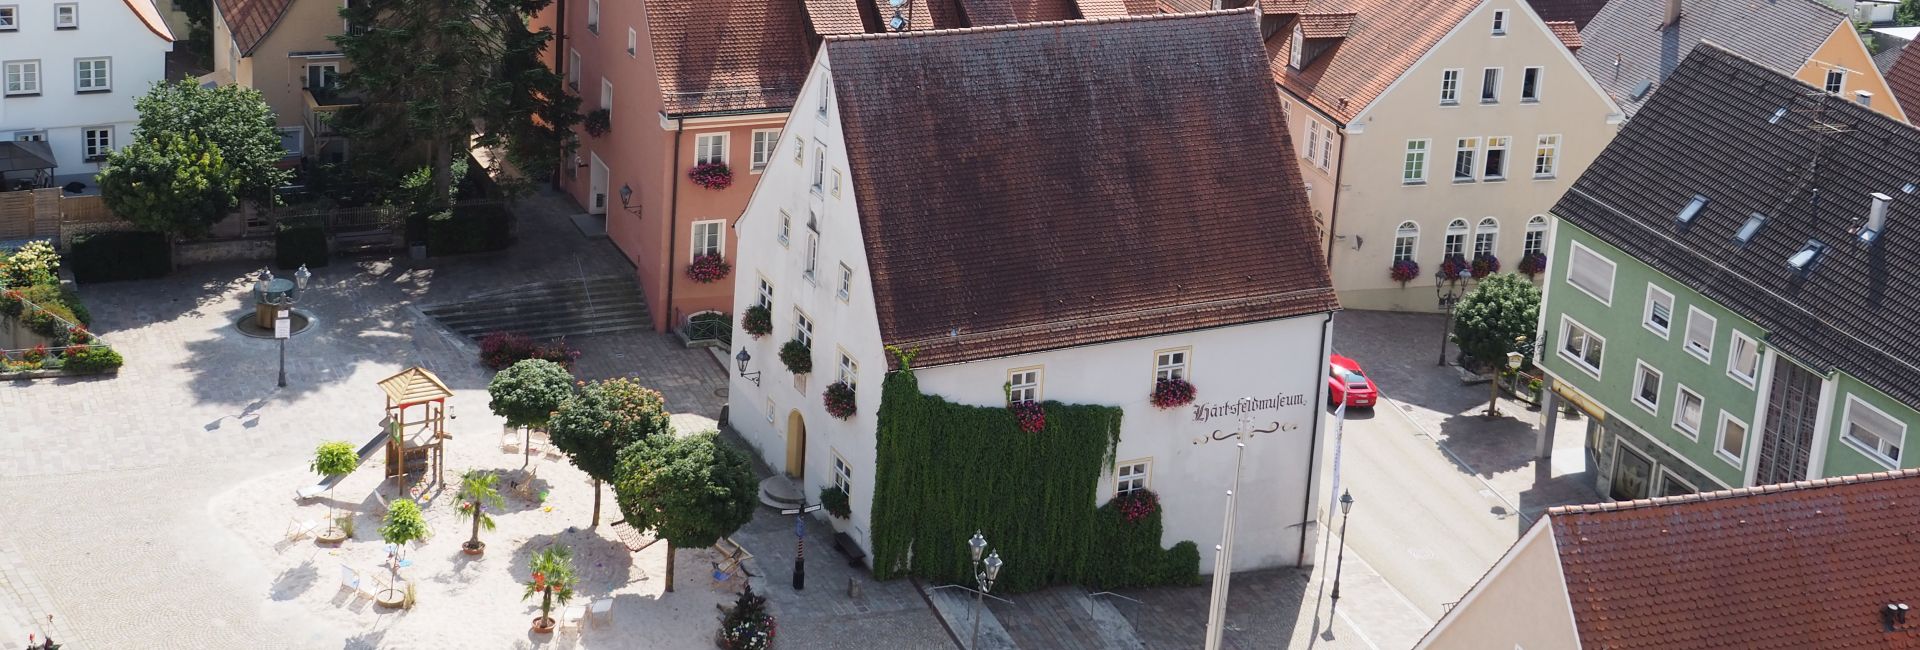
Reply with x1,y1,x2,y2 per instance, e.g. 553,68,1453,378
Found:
274,306,290,388
778,503,823,590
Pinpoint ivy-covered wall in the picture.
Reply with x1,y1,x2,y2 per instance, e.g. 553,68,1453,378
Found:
870,370,1199,592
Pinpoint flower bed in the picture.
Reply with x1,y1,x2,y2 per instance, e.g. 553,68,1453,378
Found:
1389,259,1420,284
1010,400,1046,433
1149,378,1196,409
688,162,733,190
823,381,856,419
686,253,732,283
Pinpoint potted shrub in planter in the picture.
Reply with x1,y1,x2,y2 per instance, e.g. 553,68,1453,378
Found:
689,162,734,190
310,441,361,544
718,584,777,649
779,339,812,374
1470,253,1500,279
823,381,856,419
524,545,578,634
741,305,772,339
456,469,504,556
687,253,732,283
1010,400,1045,433
819,486,851,533
1150,378,1197,410
584,109,612,138
1517,251,1547,277
1389,259,1420,285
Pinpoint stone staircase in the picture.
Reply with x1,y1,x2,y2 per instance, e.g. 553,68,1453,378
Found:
420,275,651,341
759,475,805,510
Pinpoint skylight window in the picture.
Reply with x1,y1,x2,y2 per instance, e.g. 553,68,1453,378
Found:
1676,195,1709,231
1787,239,1826,277
1733,213,1766,248
1769,108,1788,124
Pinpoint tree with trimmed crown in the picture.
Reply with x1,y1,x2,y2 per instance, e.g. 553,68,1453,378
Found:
547,378,671,527
613,431,758,593
1450,272,1541,419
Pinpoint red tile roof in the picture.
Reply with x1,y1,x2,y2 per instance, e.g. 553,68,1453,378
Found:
1007,0,1079,21
1268,0,1480,124
1887,43,1920,123
645,0,816,116
1550,469,1920,648
1298,12,1355,38
216,0,295,55
1546,20,1581,51
825,10,1338,369
804,0,870,35
1075,0,1130,18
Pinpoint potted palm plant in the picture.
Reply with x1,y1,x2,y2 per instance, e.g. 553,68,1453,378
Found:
457,469,504,556
524,545,578,634
310,441,360,544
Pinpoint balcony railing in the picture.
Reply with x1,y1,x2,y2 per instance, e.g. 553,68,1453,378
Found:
304,87,362,140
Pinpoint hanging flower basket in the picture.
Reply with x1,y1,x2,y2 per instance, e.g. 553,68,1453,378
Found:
1470,253,1500,279
1116,489,1160,524
687,253,732,283
1010,400,1045,433
741,305,772,338
1150,378,1197,409
823,381,857,419
1517,251,1547,276
779,339,812,374
688,162,734,190
583,109,612,138
1438,255,1470,282
1389,259,1421,284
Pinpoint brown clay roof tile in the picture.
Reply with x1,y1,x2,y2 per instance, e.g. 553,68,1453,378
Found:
1547,20,1582,51
804,0,870,35
1886,42,1920,119
645,0,816,116
1269,0,1479,124
1298,12,1355,38
825,10,1338,369
215,0,295,55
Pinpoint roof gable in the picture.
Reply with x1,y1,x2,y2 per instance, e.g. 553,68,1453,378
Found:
1575,0,1846,117
1549,469,1920,647
217,0,295,54
826,10,1338,368
1268,0,1482,123
1553,44,1920,407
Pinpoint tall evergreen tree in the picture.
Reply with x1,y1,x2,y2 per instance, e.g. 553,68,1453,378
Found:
331,0,578,210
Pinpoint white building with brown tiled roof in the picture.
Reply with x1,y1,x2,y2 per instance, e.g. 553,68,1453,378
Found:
726,10,1341,573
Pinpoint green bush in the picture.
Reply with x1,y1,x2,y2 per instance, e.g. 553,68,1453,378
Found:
1162,541,1201,586
19,284,88,327
275,224,329,270
1083,490,1199,590
69,231,171,283
61,345,122,374
426,203,512,256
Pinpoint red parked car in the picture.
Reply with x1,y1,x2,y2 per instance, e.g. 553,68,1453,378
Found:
1328,354,1378,408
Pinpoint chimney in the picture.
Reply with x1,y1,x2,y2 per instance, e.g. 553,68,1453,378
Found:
1861,192,1892,245
1857,90,1874,107
1663,0,1681,26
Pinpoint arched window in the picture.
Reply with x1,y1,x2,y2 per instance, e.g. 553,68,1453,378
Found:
1393,221,1419,262
1524,215,1548,256
1474,217,1499,257
1444,219,1469,258
805,211,820,279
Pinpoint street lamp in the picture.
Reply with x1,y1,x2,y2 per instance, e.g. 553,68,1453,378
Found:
735,349,761,386
1434,269,1466,366
968,531,1003,650
1330,490,1355,614
274,265,313,388
1486,338,1528,419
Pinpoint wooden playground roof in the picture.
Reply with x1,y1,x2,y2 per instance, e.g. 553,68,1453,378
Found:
378,367,453,406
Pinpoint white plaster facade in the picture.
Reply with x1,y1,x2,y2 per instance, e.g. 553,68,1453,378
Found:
726,50,1337,573
0,0,173,177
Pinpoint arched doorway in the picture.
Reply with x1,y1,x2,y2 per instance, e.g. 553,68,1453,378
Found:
785,410,807,480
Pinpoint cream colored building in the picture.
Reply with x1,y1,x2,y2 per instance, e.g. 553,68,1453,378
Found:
211,0,352,163
1416,521,1579,649
1267,0,1620,311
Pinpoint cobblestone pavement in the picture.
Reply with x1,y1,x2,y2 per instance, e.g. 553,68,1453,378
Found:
0,191,728,646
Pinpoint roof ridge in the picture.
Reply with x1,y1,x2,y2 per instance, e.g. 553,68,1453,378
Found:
1546,468,1920,517
883,286,1337,351
823,6,1254,42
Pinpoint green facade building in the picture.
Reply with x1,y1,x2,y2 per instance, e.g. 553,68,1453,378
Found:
1535,45,1920,500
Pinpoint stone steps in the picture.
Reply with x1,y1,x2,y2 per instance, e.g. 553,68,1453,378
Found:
759,475,805,510
420,275,650,341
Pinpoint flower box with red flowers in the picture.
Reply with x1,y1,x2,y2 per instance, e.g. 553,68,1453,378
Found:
823,381,857,420
1150,378,1196,409
688,162,734,190
1010,400,1045,433
1470,253,1500,279
741,305,772,338
1517,251,1547,276
583,109,611,138
1389,259,1421,284
687,253,732,283
1438,255,1470,281
1115,489,1160,524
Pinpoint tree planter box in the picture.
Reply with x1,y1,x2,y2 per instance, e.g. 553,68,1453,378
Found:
1,366,116,380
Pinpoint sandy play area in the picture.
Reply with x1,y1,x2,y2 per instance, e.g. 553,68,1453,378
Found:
213,411,744,649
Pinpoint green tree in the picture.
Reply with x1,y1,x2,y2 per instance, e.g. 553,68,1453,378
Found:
380,499,429,598
331,0,580,210
1450,273,1541,418
487,358,575,460
456,469,505,552
613,432,759,593
522,545,577,629
130,81,289,204
97,134,233,238
1901,0,1920,25
548,378,671,527
310,441,362,537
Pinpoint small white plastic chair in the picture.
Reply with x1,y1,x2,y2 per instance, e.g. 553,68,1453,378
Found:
286,517,320,541
559,603,587,633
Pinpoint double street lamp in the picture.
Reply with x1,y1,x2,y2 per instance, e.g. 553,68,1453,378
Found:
967,531,1004,650
253,265,312,387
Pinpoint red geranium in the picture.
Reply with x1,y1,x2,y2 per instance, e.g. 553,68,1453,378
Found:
687,253,732,283
823,381,857,420
1471,253,1500,279
1389,259,1421,284
1150,378,1197,409
1116,489,1160,524
1010,400,1045,433
1517,251,1547,276
688,162,734,190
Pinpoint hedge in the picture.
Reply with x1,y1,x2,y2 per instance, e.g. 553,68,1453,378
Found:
69,231,171,283
275,224,329,270
426,204,512,257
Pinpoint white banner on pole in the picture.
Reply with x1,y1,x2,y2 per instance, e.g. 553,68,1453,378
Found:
1327,400,1347,519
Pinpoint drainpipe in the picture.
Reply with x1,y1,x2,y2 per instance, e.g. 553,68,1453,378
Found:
662,118,684,332
1297,311,1334,567
1323,122,1349,271
551,0,568,190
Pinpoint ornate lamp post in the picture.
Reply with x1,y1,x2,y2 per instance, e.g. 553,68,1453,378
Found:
1330,490,1355,614
968,531,1004,650
1434,269,1465,366
274,265,313,387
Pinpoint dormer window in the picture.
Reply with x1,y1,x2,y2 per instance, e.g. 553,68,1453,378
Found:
1288,25,1304,70
1491,10,1506,35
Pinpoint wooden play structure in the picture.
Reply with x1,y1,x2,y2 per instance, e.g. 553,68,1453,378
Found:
378,367,455,495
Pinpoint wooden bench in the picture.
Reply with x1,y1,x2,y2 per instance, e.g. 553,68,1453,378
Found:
833,532,866,567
